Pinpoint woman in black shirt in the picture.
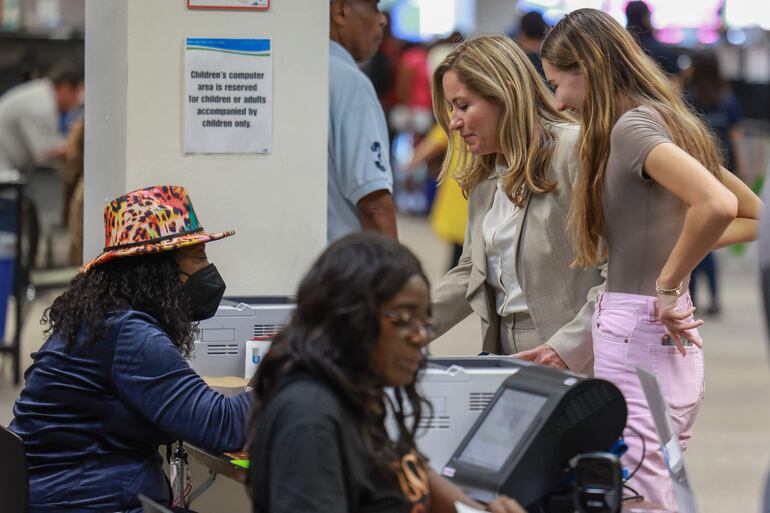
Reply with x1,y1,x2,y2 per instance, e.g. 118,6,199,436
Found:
248,233,523,513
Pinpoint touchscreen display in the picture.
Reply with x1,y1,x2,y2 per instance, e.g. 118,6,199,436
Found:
457,388,547,472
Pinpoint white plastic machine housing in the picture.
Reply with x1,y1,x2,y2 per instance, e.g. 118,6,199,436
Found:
188,296,294,377
386,356,528,472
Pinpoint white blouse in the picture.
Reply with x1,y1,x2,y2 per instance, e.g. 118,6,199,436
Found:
482,165,528,317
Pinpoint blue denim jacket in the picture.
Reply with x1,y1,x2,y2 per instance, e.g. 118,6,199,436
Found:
10,310,251,513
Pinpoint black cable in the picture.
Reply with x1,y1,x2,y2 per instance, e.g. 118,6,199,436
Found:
622,483,643,501
624,424,646,482
621,484,644,502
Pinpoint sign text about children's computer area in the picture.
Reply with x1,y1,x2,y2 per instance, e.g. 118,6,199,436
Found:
184,38,272,154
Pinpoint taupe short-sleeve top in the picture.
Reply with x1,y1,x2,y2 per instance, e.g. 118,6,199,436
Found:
604,106,687,296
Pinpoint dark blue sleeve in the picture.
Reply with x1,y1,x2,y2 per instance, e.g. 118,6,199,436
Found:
110,316,252,453
726,94,743,126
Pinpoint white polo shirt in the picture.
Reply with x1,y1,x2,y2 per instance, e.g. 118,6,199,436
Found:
327,41,393,243
0,79,62,174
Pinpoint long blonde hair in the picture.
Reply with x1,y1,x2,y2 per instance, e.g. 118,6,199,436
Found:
431,35,572,206
541,8,723,266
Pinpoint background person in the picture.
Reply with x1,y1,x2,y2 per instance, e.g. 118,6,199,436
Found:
624,0,679,78
0,64,82,174
0,64,83,288
404,122,468,271
541,9,762,508
683,49,749,315
429,35,604,374
248,232,524,513
61,117,84,266
402,35,469,271
683,50,746,182
512,11,549,79
328,0,398,242
10,185,251,513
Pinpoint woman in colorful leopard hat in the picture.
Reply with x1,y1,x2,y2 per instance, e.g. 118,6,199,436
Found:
10,185,250,513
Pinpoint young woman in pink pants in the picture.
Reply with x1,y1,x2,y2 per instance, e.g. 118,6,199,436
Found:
541,8,762,509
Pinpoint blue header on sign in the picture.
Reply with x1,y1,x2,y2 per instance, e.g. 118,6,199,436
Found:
186,38,271,52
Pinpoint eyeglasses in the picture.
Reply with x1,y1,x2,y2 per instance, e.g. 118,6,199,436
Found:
383,309,436,339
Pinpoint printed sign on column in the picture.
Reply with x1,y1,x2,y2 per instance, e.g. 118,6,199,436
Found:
184,38,272,154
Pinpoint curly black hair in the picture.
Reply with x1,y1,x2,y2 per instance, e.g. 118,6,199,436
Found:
42,250,197,356
249,232,431,478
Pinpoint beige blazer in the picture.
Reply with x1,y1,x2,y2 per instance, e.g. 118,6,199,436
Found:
432,123,603,374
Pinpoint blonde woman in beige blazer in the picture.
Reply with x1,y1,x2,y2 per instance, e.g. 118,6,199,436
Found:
430,35,603,374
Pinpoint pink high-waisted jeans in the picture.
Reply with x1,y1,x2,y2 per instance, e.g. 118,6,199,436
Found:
592,292,705,510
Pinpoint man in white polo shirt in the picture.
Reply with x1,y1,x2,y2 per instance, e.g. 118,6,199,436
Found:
0,66,82,175
328,0,397,243
0,65,82,292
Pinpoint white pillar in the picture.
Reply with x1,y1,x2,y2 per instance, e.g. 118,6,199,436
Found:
84,0,328,295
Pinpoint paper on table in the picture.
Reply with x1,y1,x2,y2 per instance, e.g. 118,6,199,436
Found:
224,450,249,460
454,501,487,513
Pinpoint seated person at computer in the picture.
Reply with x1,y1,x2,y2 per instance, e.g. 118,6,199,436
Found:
249,233,524,513
10,185,251,513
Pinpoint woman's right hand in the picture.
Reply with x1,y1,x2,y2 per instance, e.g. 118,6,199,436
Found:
657,293,704,355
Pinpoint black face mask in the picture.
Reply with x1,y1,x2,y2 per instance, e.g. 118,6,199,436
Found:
181,263,226,321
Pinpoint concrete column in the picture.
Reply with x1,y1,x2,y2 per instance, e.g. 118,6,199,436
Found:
85,0,328,295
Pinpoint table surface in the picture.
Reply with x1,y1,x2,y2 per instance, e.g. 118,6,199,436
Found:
203,376,249,389
184,444,673,512
185,443,248,484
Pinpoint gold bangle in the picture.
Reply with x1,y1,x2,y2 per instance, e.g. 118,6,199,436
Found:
655,279,682,296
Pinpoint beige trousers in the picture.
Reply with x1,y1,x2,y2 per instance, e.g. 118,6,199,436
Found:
499,311,539,354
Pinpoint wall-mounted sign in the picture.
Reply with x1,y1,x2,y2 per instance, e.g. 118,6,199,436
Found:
188,0,269,10
184,38,272,154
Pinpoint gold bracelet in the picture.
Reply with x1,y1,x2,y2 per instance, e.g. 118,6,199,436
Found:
655,279,682,296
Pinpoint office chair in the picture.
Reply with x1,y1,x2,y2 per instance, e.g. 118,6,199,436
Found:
0,424,29,513
137,494,176,513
